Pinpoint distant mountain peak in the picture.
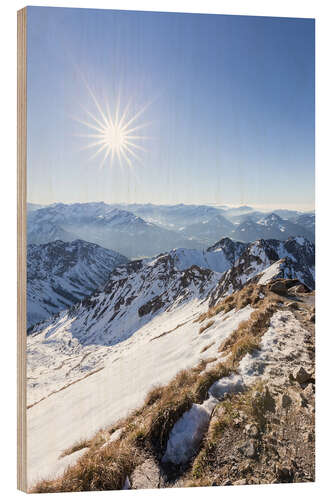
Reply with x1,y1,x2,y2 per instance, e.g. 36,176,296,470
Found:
257,212,284,225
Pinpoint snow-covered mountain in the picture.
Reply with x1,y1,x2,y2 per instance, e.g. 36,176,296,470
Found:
271,209,302,220
26,238,253,405
118,203,225,230
27,203,203,258
222,205,254,216
210,237,315,304
226,211,266,224
292,213,315,236
27,202,44,212
28,236,314,381
230,213,314,242
27,240,128,329
178,214,234,245
28,239,246,347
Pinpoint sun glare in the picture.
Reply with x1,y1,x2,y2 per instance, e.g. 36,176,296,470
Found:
75,85,151,169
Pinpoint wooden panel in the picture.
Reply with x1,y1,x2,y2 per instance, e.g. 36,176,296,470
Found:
17,7,27,493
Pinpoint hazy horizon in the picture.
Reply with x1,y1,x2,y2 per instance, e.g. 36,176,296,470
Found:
27,199,315,212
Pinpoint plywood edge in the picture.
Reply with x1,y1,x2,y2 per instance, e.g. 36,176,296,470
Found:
17,6,27,493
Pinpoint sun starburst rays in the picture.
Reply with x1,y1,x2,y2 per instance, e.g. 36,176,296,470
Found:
75,88,150,169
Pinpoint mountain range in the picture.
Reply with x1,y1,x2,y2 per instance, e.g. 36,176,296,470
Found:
26,232,315,487
27,202,315,258
27,236,314,375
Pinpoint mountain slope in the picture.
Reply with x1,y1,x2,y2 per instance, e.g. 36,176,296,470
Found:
27,203,204,258
292,213,315,235
26,238,249,405
26,235,315,487
28,281,315,489
27,240,128,328
209,237,315,304
179,214,234,245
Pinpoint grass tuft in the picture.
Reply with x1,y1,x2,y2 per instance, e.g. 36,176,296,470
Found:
199,320,215,334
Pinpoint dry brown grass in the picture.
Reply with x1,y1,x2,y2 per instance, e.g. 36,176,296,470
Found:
150,321,188,341
34,440,141,493
196,283,267,324
32,283,282,493
199,320,214,334
32,357,234,493
218,299,277,356
193,362,232,402
59,439,91,459
229,335,260,366
200,341,215,353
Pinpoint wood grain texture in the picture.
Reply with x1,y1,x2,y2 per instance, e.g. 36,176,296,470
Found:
17,7,27,493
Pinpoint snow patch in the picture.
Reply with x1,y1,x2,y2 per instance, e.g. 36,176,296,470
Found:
162,396,218,464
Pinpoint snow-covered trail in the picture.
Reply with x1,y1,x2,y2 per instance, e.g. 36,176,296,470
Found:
27,301,253,487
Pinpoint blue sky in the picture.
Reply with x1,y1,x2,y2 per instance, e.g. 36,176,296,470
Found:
27,7,315,209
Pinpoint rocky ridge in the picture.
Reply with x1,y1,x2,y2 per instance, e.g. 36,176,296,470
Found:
32,281,315,492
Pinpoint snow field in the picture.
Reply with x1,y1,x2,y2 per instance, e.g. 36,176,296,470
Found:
27,301,253,487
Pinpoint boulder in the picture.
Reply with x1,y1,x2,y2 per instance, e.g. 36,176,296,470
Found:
244,423,259,438
288,284,310,295
270,281,288,295
306,431,314,443
288,388,307,408
279,393,292,409
286,301,299,310
238,439,257,459
276,466,294,482
131,459,165,489
262,386,276,412
293,367,311,384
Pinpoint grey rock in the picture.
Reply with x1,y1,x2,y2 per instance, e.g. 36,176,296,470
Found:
239,439,257,459
244,423,259,438
279,393,292,409
131,459,165,489
289,389,307,408
262,386,276,412
270,281,288,295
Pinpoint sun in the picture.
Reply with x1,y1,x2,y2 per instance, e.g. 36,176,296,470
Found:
75,85,151,169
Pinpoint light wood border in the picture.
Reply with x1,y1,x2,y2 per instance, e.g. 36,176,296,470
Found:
17,7,27,493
